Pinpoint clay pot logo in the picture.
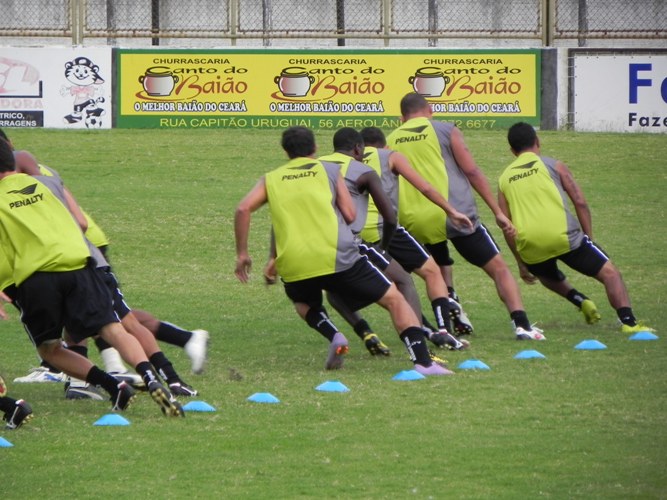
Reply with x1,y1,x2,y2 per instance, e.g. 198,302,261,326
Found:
274,67,315,97
139,66,179,96
408,67,450,98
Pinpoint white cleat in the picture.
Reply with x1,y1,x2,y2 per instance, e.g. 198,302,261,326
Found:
185,329,209,374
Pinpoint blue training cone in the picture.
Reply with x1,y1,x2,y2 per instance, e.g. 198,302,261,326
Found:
458,359,490,370
575,339,607,350
629,331,659,341
247,392,280,404
0,437,14,447
392,370,426,381
93,414,130,426
514,349,546,359
315,381,350,392
183,401,217,412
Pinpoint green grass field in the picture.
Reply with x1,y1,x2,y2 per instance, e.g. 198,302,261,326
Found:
2,127,666,499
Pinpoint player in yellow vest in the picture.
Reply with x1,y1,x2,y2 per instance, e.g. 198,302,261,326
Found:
360,126,475,338
320,127,471,353
388,93,544,341
0,139,183,416
499,122,654,333
235,126,451,375
0,128,207,391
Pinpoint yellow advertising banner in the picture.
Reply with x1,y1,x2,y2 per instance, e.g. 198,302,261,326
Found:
117,49,540,129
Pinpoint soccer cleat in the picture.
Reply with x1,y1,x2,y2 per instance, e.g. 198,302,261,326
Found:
0,374,7,397
325,332,349,370
620,322,656,334
64,378,105,401
363,333,391,356
414,363,455,376
428,330,470,350
168,381,198,397
515,325,546,341
4,399,33,430
428,349,449,366
449,298,474,335
109,370,146,390
581,299,601,324
185,329,209,374
111,381,137,411
13,366,66,383
148,381,185,417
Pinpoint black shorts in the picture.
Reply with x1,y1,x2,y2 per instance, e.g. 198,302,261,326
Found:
525,237,609,281
98,268,132,319
449,225,501,268
368,226,431,272
423,240,454,267
358,242,391,271
14,265,119,347
283,257,392,312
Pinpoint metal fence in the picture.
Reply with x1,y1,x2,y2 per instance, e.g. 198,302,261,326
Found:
1,0,665,47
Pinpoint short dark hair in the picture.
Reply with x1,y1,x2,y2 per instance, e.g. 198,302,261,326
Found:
0,128,8,143
0,138,16,173
400,92,430,117
332,127,363,152
360,127,386,147
281,126,316,158
507,122,538,153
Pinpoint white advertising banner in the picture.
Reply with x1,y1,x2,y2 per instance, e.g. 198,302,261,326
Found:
0,47,112,129
574,53,667,133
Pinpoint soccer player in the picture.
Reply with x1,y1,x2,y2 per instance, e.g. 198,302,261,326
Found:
360,126,475,339
388,93,545,341
498,122,655,333
0,361,33,429
320,128,471,352
235,126,450,375
0,139,183,416
1,129,208,391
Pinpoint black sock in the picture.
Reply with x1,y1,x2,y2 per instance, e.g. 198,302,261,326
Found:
448,287,460,303
0,396,18,414
421,314,437,333
431,297,452,332
95,337,112,351
86,366,120,395
40,359,61,373
617,307,636,326
305,306,339,342
566,289,589,308
352,319,372,340
149,352,179,384
399,327,432,366
510,310,531,330
156,322,193,348
67,344,88,358
135,361,159,387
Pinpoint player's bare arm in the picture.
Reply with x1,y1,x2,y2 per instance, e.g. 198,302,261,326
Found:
389,150,472,230
498,191,537,284
0,290,11,320
335,172,356,224
450,127,515,235
360,170,397,249
556,160,593,239
234,177,268,283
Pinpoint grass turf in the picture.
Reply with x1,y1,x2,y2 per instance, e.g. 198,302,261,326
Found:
1,127,666,499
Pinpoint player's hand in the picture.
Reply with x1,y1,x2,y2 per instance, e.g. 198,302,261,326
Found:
0,291,11,320
496,213,517,237
235,254,253,283
518,263,538,285
263,257,277,285
449,210,473,230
